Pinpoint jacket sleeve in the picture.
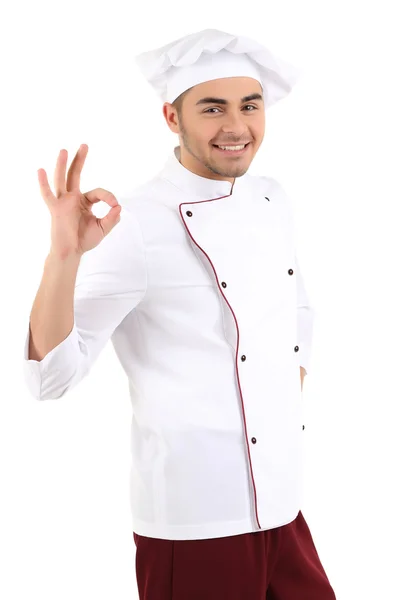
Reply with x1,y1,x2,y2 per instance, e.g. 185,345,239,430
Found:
22,204,147,401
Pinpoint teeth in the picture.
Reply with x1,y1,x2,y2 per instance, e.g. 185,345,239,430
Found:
218,144,246,151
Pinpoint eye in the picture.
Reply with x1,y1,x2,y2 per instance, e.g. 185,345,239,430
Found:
203,105,258,114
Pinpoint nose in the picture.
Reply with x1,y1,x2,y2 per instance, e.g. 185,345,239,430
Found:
219,111,249,139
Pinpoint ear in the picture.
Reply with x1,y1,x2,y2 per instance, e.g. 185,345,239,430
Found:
163,103,180,134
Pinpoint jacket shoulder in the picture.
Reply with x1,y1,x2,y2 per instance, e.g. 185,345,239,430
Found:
117,172,173,209
250,174,288,202
256,174,284,193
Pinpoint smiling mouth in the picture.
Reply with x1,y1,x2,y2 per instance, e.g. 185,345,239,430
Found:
212,142,251,155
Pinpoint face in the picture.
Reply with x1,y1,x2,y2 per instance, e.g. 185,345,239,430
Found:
163,77,265,183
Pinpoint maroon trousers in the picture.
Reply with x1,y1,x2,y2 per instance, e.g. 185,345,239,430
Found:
133,510,336,599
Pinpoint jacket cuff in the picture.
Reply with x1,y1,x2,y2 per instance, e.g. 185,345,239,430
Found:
22,318,81,399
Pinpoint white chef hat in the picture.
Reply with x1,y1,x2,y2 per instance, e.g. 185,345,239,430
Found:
134,28,302,109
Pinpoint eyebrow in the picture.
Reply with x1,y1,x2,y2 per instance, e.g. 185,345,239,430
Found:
195,93,263,106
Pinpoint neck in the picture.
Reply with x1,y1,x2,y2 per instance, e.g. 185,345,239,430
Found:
179,146,235,185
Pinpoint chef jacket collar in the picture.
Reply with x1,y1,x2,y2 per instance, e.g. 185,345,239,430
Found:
159,145,250,200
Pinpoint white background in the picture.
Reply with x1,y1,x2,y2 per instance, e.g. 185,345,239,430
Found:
1,0,399,598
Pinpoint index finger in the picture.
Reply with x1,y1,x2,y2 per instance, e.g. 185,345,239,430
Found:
66,143,89,192
83,188,119,207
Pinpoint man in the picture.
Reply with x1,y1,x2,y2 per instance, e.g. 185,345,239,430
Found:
23,28,336,600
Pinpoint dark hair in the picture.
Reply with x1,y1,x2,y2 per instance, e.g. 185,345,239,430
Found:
171,87,193,118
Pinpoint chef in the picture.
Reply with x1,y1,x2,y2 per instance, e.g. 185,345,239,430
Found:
23,27,336,600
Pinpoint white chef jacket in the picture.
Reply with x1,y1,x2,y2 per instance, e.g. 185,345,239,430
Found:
22,145,314,541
